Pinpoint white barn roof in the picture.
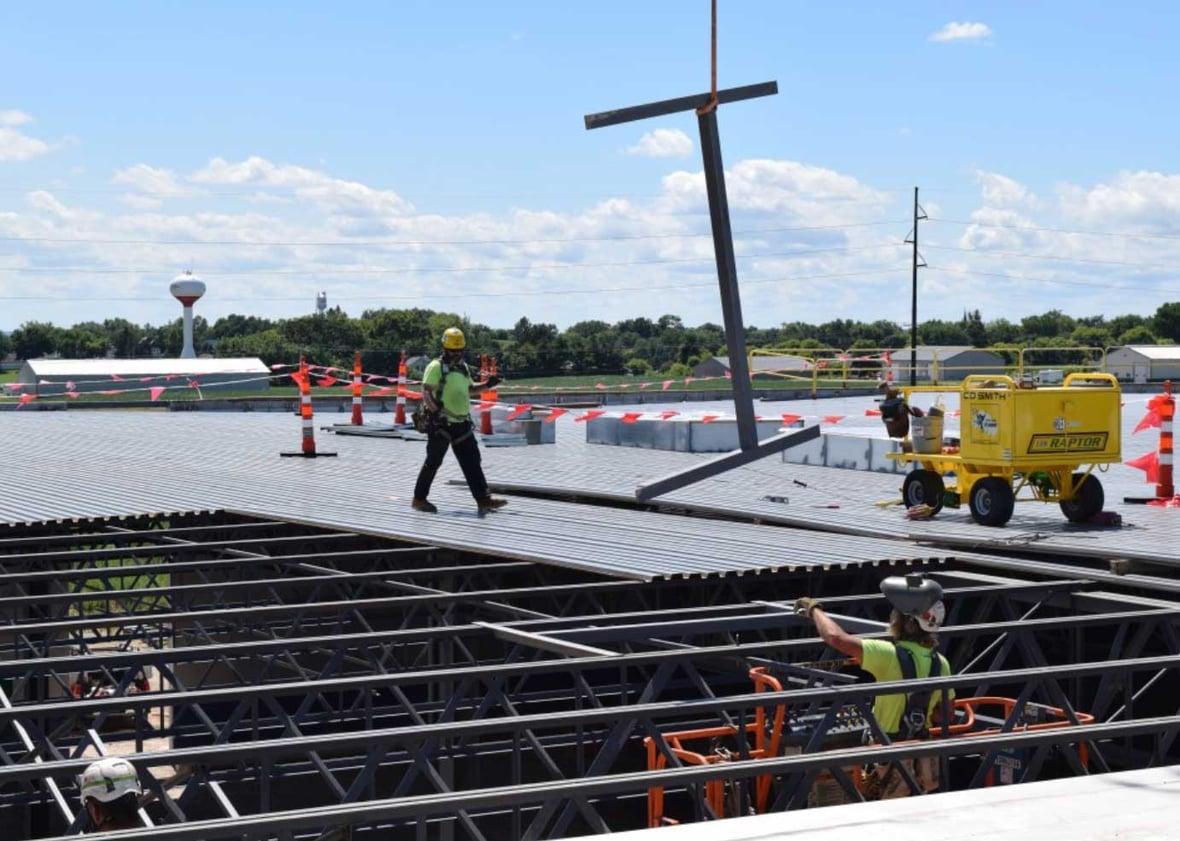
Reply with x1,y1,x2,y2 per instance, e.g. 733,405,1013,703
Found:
23,357,269,376
1110,344,1180,361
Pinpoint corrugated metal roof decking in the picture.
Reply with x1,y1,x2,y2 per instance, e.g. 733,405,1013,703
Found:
0,411,950,580
1,385,1175,577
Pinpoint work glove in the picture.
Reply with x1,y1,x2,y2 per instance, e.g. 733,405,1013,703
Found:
484,375,502,388
793,596,822,618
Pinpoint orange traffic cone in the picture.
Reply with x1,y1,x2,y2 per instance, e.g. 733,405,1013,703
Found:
281,357,337,458
395,350,408,425
350,350,364,426
480,356,497,436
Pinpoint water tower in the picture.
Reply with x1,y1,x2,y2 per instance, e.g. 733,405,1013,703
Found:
170,271,206,359
316,291,327,315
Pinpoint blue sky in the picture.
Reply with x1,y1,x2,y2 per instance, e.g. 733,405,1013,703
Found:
4,1,1180,334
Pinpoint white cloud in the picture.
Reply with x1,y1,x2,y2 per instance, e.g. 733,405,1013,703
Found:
118,193,164,210
624,129,693,159
190,156,415,219
0,152,916,332
975,170,1042,210
658,159,890,220
113,164,199,198
1057,171,1180,231
928,22,992,43
0,114,51,162
17,148,1180,336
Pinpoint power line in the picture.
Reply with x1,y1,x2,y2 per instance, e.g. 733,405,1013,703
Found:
924,244,1180,271
0,243,904,276
929,216,1180,242
0,219,905,247
0,266,906,303
927,264,1180,294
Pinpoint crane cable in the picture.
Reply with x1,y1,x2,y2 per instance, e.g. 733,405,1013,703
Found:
696,0,719,116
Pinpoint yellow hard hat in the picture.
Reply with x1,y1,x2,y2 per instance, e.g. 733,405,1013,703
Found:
441,327,466,350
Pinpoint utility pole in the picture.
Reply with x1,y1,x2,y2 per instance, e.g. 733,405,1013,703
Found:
904,186,927,386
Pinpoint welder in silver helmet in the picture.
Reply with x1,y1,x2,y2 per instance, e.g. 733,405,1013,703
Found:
794,574,954,799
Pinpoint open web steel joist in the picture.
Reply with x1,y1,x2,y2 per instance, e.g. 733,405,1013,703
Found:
2,511,1180,839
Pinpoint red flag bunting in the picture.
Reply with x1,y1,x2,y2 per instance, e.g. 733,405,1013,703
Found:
543,407,567,423
18,394,36,407
505,404,533,421
865,408,882,417
149,387,166,402
1125,451,1159,482
620,412,643,424
822,415,845,424
701,414,719,423
1134,407,1162,435
639,382,652,390
659,411,678,420
781,413,802,425
317,376,338,388
662,380,674,391
574,410,605,423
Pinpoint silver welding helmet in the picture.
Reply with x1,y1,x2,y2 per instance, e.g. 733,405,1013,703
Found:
880,574,945,631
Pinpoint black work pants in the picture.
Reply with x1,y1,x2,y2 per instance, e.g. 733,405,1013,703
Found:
413,420,489,502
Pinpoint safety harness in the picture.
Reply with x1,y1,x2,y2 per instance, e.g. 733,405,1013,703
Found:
413,355,477,440
893,643,942,740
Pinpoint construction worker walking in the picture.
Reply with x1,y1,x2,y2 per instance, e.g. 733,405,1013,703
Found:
795,574,953,799
77,757,143,831
411,327,508,514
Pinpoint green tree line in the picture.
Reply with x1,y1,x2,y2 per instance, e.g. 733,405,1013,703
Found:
2,304,1178,380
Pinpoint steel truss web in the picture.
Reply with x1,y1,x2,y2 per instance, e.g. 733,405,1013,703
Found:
2,512,1180,839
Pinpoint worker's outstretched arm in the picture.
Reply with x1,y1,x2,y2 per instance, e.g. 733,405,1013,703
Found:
795,598,863,663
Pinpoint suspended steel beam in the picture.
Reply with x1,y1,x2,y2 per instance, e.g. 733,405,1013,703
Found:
586,81,778,453
635,424,820,501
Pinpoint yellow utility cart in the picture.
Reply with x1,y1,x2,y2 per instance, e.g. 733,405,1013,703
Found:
888,373,1122,527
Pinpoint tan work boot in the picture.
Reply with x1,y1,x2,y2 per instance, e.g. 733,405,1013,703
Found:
411,498,438,513
476,496,507,512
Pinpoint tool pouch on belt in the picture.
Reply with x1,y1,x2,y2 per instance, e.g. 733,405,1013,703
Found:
412,408,439,433
861,763,892,801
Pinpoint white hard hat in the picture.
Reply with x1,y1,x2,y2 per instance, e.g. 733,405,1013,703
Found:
78,757,142,803
916,599,946,632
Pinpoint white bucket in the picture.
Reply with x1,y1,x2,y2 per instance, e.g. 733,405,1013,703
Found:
910,414,944,454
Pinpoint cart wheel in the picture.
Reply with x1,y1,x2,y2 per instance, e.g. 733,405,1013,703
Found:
968,477,1015,527
902,470,945,514
1060,473,1104,523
